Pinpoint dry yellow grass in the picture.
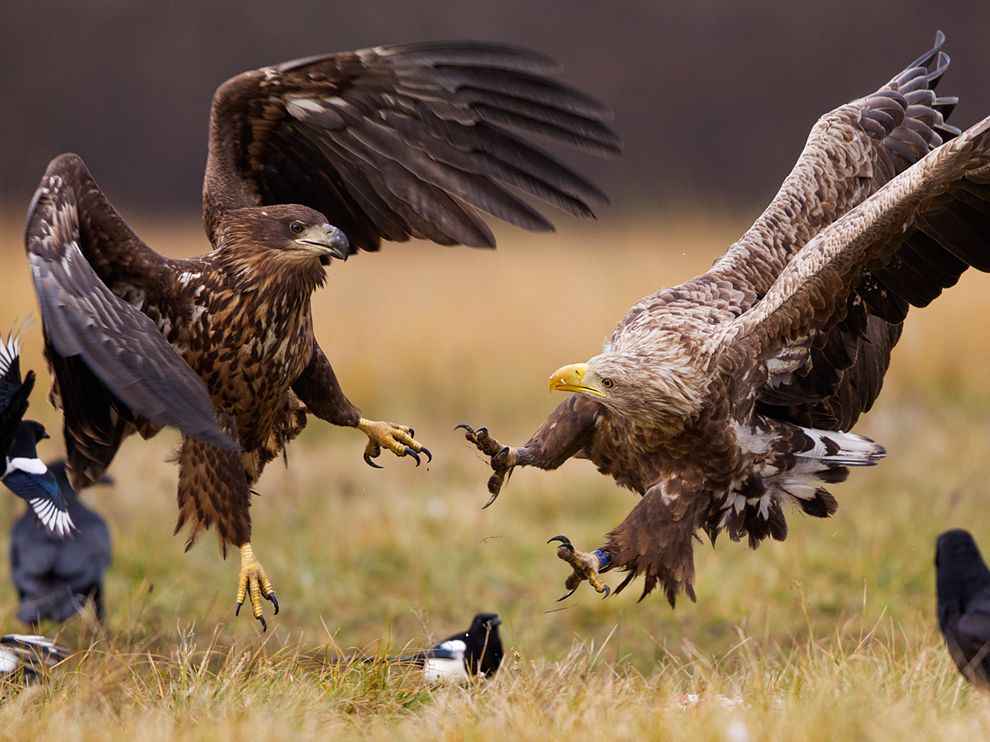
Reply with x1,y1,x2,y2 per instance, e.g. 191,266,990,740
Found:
1,213,989,739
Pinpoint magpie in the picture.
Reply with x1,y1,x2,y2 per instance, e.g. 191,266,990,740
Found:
936,529,990,686
3,422,74,537
391,613,504,683
11,460,113,625
0,330,73,537
0,634,69,683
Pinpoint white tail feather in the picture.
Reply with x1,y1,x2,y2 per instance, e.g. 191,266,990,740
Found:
795,428,886,466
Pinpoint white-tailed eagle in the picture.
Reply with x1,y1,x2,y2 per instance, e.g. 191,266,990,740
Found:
461,32,990,605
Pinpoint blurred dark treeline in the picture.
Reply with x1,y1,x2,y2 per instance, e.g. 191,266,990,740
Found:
1,0,986,220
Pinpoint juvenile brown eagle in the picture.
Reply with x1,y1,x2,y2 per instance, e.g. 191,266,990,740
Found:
461,32,990,605
24,41,618,628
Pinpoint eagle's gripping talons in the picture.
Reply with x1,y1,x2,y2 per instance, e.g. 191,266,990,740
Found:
358,418,431,468
547,535,611,602
235,543,279,632
456,424,519,508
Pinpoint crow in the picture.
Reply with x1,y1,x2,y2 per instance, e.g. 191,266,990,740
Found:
936,529,990,686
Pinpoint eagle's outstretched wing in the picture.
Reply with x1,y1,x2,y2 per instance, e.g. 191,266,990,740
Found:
711,31,959,299
25,154,236,486
719,116,990,416
202,41,618,250
610,32,959,359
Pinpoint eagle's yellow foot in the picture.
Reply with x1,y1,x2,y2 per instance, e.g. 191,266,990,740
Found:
358,418,432,468
234,543,279,632
455,423,518,508
547,535,611,602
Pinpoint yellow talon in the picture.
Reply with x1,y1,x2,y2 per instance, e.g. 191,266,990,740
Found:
358,418,432,467
547,535,611,601
235,543,279,631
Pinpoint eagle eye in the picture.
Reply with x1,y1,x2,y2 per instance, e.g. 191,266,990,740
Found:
601,377,614,389
289,221,306,235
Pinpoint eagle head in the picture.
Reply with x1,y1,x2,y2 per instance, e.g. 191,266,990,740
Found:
223,205,350,267
547,350,704,433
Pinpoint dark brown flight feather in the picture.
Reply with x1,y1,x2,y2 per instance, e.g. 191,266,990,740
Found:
203,41,618,250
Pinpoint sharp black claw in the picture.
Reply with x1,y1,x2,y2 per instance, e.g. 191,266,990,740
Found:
408,428,415,438
454,423,473,433
364,453,384,469
422,447,433,463
557,588,577,603
404,447,421,466
476,426,489,437
235,602,242,617
481,490,499,510
267,592,280,615
601,585,611,600
547,535,573,549
258,615,268,633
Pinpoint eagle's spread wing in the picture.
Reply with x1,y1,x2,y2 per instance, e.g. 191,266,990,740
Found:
720,116,990,418
203,41,618,250
610,32,959,359
25,154,236,486
711,32,958,302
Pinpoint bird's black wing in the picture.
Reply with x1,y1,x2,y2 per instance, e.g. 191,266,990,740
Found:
203,41,618,250
951,589,990,679
0,333,34,459
2,469,74,538
25,154,236,485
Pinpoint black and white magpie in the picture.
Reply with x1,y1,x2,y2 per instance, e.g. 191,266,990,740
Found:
3,421,74,537
11,460,113,625
392,613,504,683
0,634,69,683
0,331,73,538
936,529,990,687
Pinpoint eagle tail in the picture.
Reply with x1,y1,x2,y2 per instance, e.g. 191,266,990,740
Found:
769,426,885,520
793,427,886,466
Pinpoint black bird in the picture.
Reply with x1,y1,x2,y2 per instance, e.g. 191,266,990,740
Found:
936,529,990,686
391,613,503,683
0,634,69,683
11,460,113,625
0,331,73,537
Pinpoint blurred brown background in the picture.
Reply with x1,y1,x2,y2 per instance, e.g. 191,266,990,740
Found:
1,0,987,218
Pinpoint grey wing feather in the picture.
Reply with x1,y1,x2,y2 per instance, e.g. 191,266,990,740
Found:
25,154,237,465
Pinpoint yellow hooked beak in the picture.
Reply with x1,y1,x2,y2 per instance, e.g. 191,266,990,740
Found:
548,363,606,398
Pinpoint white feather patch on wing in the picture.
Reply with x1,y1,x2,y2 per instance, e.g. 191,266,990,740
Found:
422,639,468,683
0,332,21,379
423,657,469,683
8,457,48,475
29,497,75,536
0,649,18,673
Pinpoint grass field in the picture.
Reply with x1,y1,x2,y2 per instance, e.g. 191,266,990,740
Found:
1,213,989,740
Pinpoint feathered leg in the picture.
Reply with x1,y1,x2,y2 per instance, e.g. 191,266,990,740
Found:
175,434,278,630
458,396,598,508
